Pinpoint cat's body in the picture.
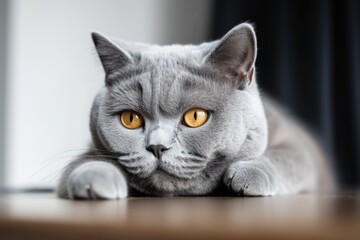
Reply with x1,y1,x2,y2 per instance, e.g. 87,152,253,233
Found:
57,23,334,199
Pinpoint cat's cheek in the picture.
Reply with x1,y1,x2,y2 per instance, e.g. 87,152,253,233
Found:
179,126,214,155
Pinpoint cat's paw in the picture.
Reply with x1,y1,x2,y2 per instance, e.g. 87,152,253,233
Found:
224,161,276,196
66,161,128,200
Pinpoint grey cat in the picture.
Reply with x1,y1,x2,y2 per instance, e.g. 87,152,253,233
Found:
57,23,334,199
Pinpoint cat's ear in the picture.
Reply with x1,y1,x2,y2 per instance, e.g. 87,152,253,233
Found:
91,32,134,78
203,23,257,89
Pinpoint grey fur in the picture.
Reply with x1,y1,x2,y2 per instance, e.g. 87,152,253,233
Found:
57,23,334,199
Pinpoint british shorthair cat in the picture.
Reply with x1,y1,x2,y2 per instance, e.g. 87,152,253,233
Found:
57,23,334,199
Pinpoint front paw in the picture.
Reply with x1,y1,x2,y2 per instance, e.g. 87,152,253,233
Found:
67,162,128,200
224,161,276,196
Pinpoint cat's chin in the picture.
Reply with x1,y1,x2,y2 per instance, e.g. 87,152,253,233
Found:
129,168,215,196
156,164,202,180
125,156,220,196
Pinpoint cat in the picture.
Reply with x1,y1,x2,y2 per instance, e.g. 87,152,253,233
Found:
57,23,334,199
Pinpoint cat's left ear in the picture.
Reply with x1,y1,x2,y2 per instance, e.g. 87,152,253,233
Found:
203,23,257,89
91,32,135,83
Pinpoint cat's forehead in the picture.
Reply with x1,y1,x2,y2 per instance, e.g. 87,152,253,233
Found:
106,58,232,118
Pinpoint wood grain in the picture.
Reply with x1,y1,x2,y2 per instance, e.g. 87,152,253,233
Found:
0,193,359,239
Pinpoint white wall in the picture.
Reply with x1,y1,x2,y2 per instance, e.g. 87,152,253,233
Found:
4,0,212,188
0,0,8,188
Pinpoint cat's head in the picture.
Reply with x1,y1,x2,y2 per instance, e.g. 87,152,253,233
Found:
90,23,268,196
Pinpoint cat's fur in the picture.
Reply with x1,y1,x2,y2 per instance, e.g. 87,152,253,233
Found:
57,23,334,199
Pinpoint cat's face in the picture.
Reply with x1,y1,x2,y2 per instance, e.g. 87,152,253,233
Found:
90,23,268,195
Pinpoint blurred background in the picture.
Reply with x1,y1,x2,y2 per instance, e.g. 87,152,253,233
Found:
0,0,359,190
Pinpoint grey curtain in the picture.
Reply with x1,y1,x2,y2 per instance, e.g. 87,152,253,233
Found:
211,0,360,187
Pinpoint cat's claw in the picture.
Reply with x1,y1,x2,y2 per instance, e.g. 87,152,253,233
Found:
66,162,128,200
224,161,276,196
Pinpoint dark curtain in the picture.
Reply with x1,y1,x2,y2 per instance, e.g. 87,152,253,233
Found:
211,0,360,188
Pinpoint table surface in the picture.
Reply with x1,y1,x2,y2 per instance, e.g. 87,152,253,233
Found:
0,192,360,240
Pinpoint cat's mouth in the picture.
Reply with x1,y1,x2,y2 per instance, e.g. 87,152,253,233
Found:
117,152,208,181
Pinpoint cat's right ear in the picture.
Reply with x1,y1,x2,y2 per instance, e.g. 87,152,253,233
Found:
91,32,134,80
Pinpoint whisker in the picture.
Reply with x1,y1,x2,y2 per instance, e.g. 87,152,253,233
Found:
81,154,118,159
117,156,142,163
39,167,67,187
187,155,207,161
39,148,113,165
137,161,156,176
119,161,144,168
31,152,121,180
30,158,73,179
43,171,63,185
181,165,206,170
177,156,206,164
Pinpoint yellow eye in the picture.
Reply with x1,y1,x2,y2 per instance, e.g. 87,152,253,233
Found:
183,108,208,128
120,110,143,129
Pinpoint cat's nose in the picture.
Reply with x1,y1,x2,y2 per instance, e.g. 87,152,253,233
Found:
146,144,169,159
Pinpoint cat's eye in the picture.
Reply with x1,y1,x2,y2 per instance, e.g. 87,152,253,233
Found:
183,108,208,128
120,110,143,129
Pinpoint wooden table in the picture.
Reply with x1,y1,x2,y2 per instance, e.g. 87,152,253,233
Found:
0,192,360,239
